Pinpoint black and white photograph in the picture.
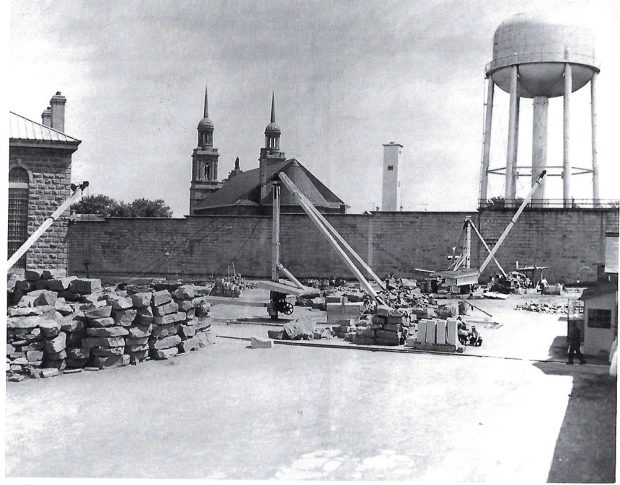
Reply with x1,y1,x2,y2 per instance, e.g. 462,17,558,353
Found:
4,0,619,482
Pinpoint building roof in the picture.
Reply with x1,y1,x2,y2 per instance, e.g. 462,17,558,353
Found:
9,111,81,144
580,283,618,301
194,159,344,212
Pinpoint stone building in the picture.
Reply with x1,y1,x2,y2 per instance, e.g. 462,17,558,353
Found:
189,89,346,215
8,92,81,275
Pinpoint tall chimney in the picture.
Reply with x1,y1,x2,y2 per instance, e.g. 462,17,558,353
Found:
49,91,66,132
41,107,52,127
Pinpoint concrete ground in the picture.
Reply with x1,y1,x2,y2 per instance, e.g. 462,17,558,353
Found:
5,290,616,481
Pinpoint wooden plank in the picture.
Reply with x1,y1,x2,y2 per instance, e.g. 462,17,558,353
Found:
255,280,313,296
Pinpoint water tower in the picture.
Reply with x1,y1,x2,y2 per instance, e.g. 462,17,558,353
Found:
479,12,600,208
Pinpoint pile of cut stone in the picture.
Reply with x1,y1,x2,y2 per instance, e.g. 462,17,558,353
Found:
209,275,256,297
6,270,213,382
514,301,568,314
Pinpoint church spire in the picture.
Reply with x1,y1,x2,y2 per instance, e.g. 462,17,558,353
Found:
264,92,281,149
204,84,209,119
270,91,275,123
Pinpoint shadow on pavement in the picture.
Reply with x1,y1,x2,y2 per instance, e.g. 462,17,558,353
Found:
533,358,616,483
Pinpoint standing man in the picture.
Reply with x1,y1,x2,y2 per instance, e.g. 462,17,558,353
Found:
567,324,587,365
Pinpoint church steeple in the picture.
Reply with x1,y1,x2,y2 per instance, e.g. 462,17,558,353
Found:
190,84,221,214
264,92,281,150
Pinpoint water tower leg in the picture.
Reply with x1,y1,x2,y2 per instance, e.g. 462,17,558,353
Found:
505,65,519,207
479,78,494,206
563,63,572,208
531,96,548,207
591,72,600,207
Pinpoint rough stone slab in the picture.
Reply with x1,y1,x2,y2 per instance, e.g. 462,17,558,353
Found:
25,269,43,281
126,336,149,346
46,350,68,360
66,331,84,346
186,308,196,319
283,320,315,340
179,324,196,339
22,340,45,351
174,299,193,311
112,308,138,327
59,314,84,333
67,347,91,359
7,273,19,292
149,335,182,350
192,296,208,307
138,306,154,317
173,311,187,323
267,329,284,340
173,285,195,300
150,347,178,360
7,373,25,382
41,269,66,280
250,336,273,349
7,315,41,330
382,323,401,333
128,350,149,364
151,323,179,339
87,317,116,328
125,343,149,352
84,306,113,320
44,333,67,353
93,354,129,369
152,290,172,307
11,357,29,365
106,295,133,311
15,280,32,291
136,314,154,325
39,320,62,339
26,350,44,362
82,336,126,348
34,290,58,307
152,314,176,325
54,302,75,316
33,368,60,378
86,326,129,337
375,305,391,317
7,343,16,354
153,301,179,317
128,324,152,338
130,292,152,308
46,276,77,292
69,278,103,294
177,337,199,352
196,331,213,347
375,329,400,341
92,347,125,356
194,318,211,331
425,320,436,344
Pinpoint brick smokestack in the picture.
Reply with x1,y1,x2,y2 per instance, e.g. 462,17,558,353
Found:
49,91,67,132
41,107,52,127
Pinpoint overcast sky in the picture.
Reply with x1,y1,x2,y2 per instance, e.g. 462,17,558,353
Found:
8,0,620,215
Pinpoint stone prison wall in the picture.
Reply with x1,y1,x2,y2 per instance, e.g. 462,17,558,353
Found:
67,209,619,285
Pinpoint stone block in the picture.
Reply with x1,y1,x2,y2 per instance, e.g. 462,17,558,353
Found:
81,292,105,305
38,320,61,339
149,335,182,350
16,280,32,291
130,292,152,308
69,278,103,294
151,290,172,307
417,319,427,343
425,320,436,344
173,285,195,300
178,337,199,352
82,336,125,348
136,314,154,325
283,320,315,340
150,347,178,360
152,314,176,325
32,368,60,378
59,314,84,333
179,324,195,339
84,306,113,319
67,347,91,359
191,296,209,307
375,337,401,346
371,314,387,325
128,350,149,364
32,279,50,290
66,331,84,346
375,329,400,341
128,324,152,338
173,311,187,323
375,305,391,317
435,319,447,345
383,323,401,333
44,333,67,353
26,350,44,362
250,336,272,349
151,323,179,339
126,336,149,346
25,269,43,281
125,343,149,352
47,276,77,292
86,326,129,337
33,290,58,307
87,317,116,328
93,354,129,369
196,331,213,348
174,299,193,311
106,295,133,311
153,301,179,316
22,340,45,351
186,308,196,320
267,329,284,339
46,350,67,360
54,302,75,316
446,318,458,346
112,308,137,327
41,269,66,279
91,347,125,356
138,306,154,317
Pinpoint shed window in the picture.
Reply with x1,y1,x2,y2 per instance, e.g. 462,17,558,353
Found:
588,309,612,329
387,165,394,171
8,167,30,268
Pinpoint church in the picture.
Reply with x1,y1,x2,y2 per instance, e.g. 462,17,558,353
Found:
189,87,347,215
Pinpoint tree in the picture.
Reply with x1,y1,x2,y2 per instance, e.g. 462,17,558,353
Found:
71,195,173,217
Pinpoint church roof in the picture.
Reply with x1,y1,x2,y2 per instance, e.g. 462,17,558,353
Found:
194,159,344,212
9,111,81,144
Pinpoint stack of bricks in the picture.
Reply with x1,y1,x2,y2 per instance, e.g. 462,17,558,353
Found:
6,273,214,381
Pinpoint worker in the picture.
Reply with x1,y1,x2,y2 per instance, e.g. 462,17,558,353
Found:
457,318,469,345
567,324,587,365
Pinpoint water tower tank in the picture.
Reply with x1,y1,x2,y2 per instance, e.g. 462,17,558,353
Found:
486,12,599,98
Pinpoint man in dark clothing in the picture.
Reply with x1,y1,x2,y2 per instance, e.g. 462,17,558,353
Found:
567,325,587,365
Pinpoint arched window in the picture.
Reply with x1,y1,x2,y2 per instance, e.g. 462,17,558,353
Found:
8,167,29,268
